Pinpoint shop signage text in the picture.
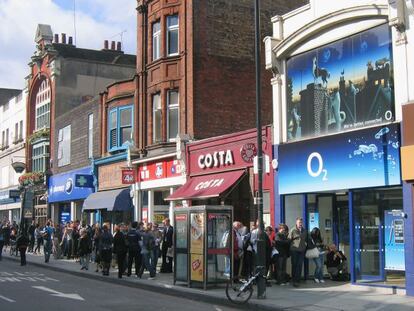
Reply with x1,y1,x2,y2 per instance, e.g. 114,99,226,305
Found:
139,158,182,182
197,150,234,169
122,169,136,184
194,178,224,190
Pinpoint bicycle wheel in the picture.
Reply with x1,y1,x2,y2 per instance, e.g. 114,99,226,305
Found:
225,279,253,304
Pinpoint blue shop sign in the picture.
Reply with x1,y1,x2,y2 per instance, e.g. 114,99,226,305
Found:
0,187,20,205
48,167,95,203
278,124,401,194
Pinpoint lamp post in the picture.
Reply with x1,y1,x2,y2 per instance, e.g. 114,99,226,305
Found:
254,0,266,299
11,157,27,235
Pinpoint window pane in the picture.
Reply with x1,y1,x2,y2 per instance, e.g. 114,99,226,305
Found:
168,30,178,55
167,15,179,27
153,94,161,109
110,110,117,129
121,127,132,145
168,107,178,140
120,108,132,127
154,110,162,143
110,129,117,149
168,91,179,107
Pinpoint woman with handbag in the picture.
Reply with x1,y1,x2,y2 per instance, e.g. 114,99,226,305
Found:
306,227,325,283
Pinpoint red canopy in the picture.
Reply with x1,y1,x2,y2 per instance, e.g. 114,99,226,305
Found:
166,170,245,201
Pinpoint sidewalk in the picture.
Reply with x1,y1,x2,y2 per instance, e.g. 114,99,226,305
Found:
2,250,414,311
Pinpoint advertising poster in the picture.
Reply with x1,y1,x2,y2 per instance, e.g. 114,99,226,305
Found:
190,213,204,253
175,214,188,249
286,23,394,141
384,210,405,271
190,254,204,282
279,123,401,194
207,213,230,249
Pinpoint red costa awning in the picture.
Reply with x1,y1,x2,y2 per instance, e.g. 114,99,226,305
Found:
166,170,245,201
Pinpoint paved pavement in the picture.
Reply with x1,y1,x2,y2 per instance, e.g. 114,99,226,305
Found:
2,249,414,311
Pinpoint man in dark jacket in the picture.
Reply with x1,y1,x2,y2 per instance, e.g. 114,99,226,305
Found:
127,221,142,277
16,233,29,266
275,223,290,285
113,224,128,279
160,218,173,273
27,220,35,253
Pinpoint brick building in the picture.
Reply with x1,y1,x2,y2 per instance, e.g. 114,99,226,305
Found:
25,24,136,225
89,0,307,224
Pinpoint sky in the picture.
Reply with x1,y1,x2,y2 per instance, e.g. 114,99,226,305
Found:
0,0,137,90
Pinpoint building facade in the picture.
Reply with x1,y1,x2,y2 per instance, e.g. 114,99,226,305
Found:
0,89,26,223
25,24,136,226
266,0,414,295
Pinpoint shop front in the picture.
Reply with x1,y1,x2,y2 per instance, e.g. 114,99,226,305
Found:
167,127,274,228
0,187,21,223
133,155,186,225
48,167,94,225
84,158,134,226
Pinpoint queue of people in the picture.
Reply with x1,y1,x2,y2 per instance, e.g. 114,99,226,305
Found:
230,217,349,288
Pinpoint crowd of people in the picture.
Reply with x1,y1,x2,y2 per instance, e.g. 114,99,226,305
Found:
0,217,174,280
230,217,349,287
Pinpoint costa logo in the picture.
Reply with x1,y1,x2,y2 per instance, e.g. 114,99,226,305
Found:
240,143,257,163
198,150,234,169
194,178,224,190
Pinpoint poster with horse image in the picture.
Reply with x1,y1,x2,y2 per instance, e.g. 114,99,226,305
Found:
286,23,394,141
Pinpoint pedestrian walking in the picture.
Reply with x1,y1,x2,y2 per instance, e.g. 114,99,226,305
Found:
138,224,156,279
43,221,54,263
16,232,29,266
100,224,113,276
0,220,5,261
78,229,92,270
113,224,128,279
288,217,307,287
28,220,35,253
34,224,43,254
93,224,102,273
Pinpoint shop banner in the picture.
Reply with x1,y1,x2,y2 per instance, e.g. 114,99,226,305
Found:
278,123,401,194
384,210,405,271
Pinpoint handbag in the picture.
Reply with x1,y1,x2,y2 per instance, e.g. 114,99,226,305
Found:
166,247,174,258
305,247,320,259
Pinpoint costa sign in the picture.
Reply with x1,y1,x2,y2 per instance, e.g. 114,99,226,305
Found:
198,150,234,169
194,178,224,190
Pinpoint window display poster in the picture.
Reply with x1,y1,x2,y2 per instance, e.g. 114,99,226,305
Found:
190,213,204,254
190,253,204,282
384,210,405,271
308,212,319,231
207,213,230,249
175,214,188,249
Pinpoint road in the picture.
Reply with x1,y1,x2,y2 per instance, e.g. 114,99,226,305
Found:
0,260,238,311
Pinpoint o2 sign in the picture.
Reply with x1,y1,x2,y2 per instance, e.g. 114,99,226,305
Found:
307,152,328,181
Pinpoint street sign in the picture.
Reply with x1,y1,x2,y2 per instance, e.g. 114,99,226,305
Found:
74,174,94,188
122,169,135,184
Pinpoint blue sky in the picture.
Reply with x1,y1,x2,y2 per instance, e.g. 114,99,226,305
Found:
0,0,136,90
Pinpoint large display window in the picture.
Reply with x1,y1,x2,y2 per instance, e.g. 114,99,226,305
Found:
286,23,394,141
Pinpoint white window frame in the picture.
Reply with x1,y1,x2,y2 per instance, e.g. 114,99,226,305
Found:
35,80,50,131
152,21,161,61
88,113,93,158
57,125,71,167
167,15,179,56
32,142,49,173
167,90,179,142
153,93,162,143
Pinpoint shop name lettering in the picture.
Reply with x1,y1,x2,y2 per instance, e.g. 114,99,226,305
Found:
198,150,234,169
195,178,224,190
49,185,65,193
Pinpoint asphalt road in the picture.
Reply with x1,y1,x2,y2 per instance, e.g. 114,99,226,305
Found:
0,260,238,311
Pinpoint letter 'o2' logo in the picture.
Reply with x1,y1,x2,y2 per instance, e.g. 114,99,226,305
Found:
307,152,328,181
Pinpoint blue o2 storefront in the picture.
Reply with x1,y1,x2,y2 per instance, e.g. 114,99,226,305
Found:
48,167,95,225
275,123,408,289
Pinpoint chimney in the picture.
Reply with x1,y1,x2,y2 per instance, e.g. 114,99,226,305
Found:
111,41,115,50
61,33,66,44
68,36,73,45
104,40,109,50
116,41,122,51
54,34,59,43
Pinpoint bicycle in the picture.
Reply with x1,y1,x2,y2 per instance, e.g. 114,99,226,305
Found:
225,267,266,304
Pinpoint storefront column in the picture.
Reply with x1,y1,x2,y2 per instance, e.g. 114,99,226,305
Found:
132,183,139,221
348,191,356,283
403,183,414,296
147,190,154,223
70,201,75,222
302,194,309,280
169,187,174,226
271,74,283,144
273,145,281,225
8,210,12,222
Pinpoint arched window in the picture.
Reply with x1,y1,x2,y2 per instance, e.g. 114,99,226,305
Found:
35,79,51,131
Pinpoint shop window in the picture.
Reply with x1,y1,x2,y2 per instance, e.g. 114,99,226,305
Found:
152,21,161,61
153,93,162,143
57,125,71,167
88,113,93,158
167,90,179,141
108,105,133,152
167,15,179,56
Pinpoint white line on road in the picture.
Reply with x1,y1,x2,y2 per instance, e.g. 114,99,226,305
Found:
32,286,85,301
0,295,15,303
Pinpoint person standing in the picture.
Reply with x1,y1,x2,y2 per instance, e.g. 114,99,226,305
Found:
138,224,156,279
34,224,43,255
160,218,173,273
100,224,113,276
113,224,128,278
308,227,325,283
27,220,35,253
275,224,290,285
43,221,54,263
78,229,92,270
288,217,307,287
0,220,5,261
16,232,29,266
126,221,142,276
150,223,162,273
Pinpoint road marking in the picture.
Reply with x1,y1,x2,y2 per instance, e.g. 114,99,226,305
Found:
0,295,15,303
32,286,85,301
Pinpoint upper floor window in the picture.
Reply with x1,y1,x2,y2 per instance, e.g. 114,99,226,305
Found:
32,142,49,173
167,90,179,141
108,105,133,152
153,94,162,143
167,15,179,56
153,21,161,61
88,114,93,158
57,125,71,167
14,122,18,142
5,129,9,147
19,120,23,140
35,79,51,131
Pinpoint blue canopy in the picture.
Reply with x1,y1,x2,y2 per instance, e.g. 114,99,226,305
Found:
82,188,132,212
